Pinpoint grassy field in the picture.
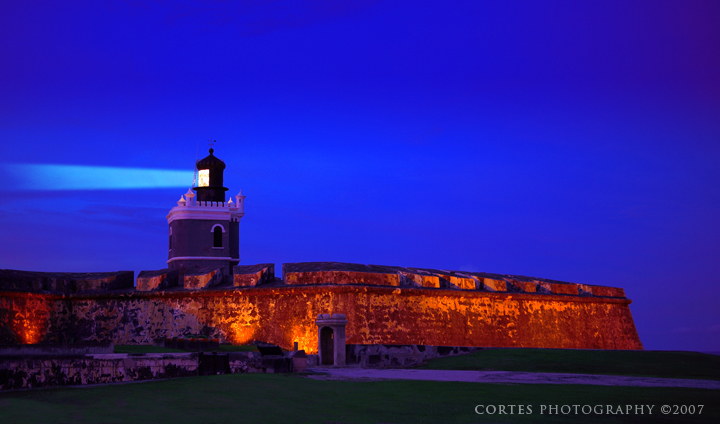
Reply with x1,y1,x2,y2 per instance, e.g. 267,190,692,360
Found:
421,348,720,380
114,344,259,354
1,349,717,423
0,372,717,424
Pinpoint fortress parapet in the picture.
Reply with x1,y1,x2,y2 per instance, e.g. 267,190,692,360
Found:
279,262,627,299
0,262,627,301
0,269,133,294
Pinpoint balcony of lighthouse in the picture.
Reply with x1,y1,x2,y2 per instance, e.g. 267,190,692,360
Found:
171,188,245,213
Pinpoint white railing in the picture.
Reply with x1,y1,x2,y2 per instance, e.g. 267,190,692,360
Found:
178,199,243,209
176,191,244,212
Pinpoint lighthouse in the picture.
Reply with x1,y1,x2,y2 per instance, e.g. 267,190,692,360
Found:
166,148,245,276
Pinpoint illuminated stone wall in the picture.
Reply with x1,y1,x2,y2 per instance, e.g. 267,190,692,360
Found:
0,286,640,352
0,292,56,344
0,264,643,352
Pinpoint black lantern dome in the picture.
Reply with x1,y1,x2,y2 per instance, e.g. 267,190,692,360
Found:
196,148,226,170
194,148,228,202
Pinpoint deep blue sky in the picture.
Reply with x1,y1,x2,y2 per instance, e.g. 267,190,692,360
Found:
1,1,719,351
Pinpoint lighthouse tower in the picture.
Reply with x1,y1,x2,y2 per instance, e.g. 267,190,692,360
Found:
166,148,245,276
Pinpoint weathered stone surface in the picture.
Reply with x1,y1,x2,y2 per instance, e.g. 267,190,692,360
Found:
482,278,507,292
0,342,113,356
0,284,641,352
507,280,537,293
436,274,476,290
290,350,307,373
0,291,56,344
407,268,479,290
591,285,626,298
136,269,179,291
0,269,133,294
578,284,593,295
279,264,620,299
0,350,266,391
345,344,482,368
286,270,400,287
233,264,274,287
0,262,642,353
398,271,440,288
539,282,579,296
0,353,198,390
283,263,423,287
183,267,224,289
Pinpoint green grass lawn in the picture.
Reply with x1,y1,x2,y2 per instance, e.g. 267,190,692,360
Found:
0,373,717,424
421,348,720,380
114,344,259,354
3,348,717,423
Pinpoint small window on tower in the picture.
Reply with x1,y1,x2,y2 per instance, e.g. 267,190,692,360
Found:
198,169,210,187
213,226,223,248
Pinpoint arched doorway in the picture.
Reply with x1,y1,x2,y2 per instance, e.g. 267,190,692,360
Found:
315,313,348,367
320,326,334,365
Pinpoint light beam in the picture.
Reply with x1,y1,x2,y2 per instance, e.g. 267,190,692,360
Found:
0,164,194,191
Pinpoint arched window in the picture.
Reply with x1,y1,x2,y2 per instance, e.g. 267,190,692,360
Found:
169,227,172,250
213,226,223,248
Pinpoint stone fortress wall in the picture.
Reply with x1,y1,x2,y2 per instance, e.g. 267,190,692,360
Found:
0,262,643,353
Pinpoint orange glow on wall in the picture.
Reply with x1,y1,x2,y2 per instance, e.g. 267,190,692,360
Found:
1,292,52,344
18,323,43,344
229,321,257,345
287,323,317,353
